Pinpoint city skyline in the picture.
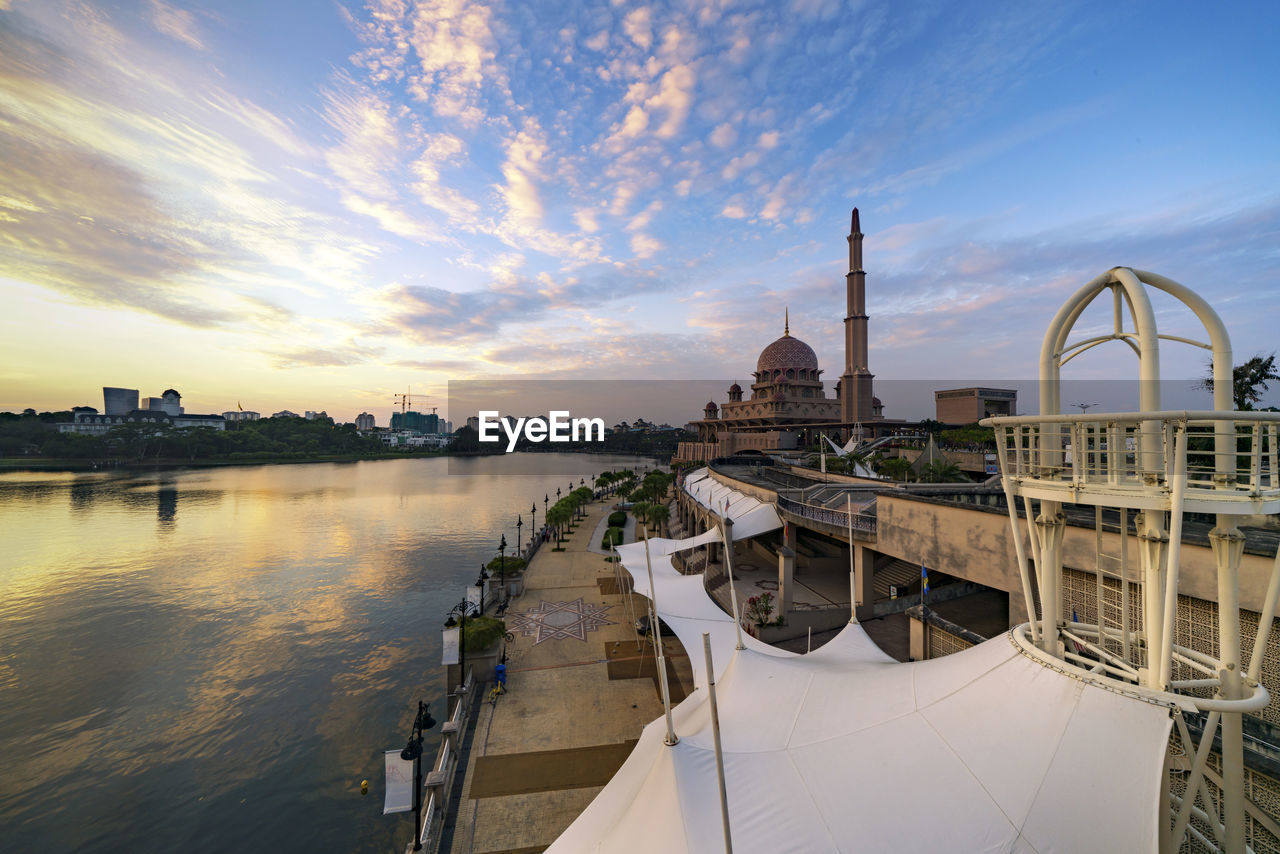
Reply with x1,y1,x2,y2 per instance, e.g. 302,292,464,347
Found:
2,1,1278,425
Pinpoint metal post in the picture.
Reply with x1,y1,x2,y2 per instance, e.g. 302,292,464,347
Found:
1157,424,1187,688
411,735,423,851
703,633,733,854
847,493,856,624
643,530,678,745
720,517,745,650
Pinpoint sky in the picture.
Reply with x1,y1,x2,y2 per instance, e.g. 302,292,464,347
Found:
1,0,1278,425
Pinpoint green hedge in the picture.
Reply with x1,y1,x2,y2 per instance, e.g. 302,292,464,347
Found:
601,526,624,549
486,556,526,574
463,616,507,651
607,510,626,527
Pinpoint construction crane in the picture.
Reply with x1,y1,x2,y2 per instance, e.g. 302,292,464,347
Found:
395,388,412,414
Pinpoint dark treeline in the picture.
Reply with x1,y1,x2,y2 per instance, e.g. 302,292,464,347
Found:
0,412,395,463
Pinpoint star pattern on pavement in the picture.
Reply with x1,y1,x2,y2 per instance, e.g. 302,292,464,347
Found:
506,598,615,644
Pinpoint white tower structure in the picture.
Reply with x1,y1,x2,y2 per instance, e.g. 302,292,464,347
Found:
984,268,1280,853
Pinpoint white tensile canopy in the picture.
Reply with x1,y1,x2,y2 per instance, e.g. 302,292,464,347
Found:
549,470,1173,853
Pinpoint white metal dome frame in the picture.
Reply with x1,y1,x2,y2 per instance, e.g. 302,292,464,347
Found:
984,267,1280,853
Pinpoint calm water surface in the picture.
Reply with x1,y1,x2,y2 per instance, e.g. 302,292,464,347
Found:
0,453,652,852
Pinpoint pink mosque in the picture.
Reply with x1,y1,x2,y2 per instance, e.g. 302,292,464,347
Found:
675,209,889,462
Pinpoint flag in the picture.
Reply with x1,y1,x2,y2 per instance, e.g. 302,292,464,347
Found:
383,750,414,814
237,400,243,411
921,565,929,597
1070,610,1086,653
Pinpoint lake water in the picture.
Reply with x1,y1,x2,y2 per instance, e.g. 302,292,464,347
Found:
0,453,653,852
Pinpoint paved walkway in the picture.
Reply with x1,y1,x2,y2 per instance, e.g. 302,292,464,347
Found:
450,499,686,854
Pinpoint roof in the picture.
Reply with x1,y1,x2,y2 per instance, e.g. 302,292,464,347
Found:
756,333,818,373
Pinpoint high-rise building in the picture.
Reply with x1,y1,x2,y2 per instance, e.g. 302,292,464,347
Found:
103,387,139,415
355,412,376,431
391,411,438,432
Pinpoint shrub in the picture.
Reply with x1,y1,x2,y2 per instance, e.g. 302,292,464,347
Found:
607,510,626,527
745,592,776,626
462,616,507,651
601,526,624,549
486,556,526,575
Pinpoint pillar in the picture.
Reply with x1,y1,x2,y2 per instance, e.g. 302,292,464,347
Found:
778,545,795,614
854,545,875,621
909,613,926,661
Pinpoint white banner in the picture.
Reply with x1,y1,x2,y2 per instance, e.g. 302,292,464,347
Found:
466,585,482,610
383,749,414,815
442,626,460,666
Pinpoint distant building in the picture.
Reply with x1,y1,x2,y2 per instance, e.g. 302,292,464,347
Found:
61,387,221,434
934,387,1017,423
103,387,139,416
223,411,261,422
136,389,184,415
304,410,329,421
355,412,376,431
391,410,438,433
272,410,300,419
465,416,480,433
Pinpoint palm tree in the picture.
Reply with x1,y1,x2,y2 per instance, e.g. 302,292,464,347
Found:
920,460,969,483
547,504,570,548
879,457,914,482
647,503,670,536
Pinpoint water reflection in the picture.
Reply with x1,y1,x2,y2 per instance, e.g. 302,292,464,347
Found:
157,484,177,527
0,453,654,852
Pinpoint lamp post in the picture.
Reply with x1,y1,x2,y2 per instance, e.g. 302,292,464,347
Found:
517,514,523,554
476,565,488,615
531,501,537,546
400,700,437,851
445,599,477,683
498,534,507,603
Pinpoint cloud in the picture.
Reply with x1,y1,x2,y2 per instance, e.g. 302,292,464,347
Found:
622,7,653,51
268,345,374,369
148,0,206,51
709,122,736,149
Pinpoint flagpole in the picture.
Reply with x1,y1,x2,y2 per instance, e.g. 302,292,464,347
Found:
643,528,679,745
720,511,745,651
847,493,856,623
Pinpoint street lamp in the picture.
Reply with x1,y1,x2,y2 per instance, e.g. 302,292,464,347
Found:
531,501,537,546
498,534,507,604
445,599,478,681
517,514,523,554
400,700,437,851
476,565,488,615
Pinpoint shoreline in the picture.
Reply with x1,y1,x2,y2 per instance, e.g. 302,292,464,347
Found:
0,447,672,473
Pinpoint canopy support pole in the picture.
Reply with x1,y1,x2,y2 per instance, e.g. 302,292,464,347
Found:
703,632,733,854
643,529,679,745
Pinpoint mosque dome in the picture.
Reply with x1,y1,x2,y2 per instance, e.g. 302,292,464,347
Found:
756,334,819,374
728,383,742,394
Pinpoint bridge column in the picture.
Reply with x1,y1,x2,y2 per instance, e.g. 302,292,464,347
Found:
778,545,795,614
853,545,875,622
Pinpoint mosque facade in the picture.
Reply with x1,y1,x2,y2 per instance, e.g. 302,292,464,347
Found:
676,209,884,462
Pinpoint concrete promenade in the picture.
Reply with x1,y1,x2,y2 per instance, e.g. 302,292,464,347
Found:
447,497,689,854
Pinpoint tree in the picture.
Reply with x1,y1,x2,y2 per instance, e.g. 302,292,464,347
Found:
878,457,914,482
919,460,970,484
647,503,669,536
1201,352,1280,410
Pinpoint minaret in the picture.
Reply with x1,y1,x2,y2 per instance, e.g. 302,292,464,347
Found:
841,208,875,423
